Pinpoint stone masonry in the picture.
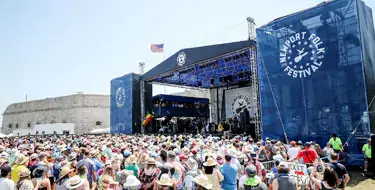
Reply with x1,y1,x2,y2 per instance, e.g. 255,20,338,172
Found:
2,94,110,134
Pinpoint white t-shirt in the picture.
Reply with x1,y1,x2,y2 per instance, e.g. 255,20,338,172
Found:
288,147,300,160
323,147,334,157
273,154,285,162
0,178,15,190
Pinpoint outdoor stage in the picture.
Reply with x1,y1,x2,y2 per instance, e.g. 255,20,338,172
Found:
110,0,375,165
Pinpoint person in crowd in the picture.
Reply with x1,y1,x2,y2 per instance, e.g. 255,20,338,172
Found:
11,155,29,183
202,157,223,190
323,143,334,159
272,147,285,162
271,162,297,190
289,142,318,165
28,154,39,178
162,163,182,190
123,175,141,190
238,165,267,190
32,166,52,190
362,138,372,173
37,152,49,167
314,143,324,158
98,165,116,188
328,133,343,153
155,174,176,190
179,155,189,171
328,153,350,189
90,149,104,173
139,158,161,190
77,149,96,188
65,175,90,190
125,155,139,178
16,167,35,190
192,174,213,190
309,167,338,190
167,151,185,174
46,155,55,190
287,141,300,161
0,165,15,190
248,154,267,182
183,158,201,190
104,143,113,161
223,121,231,139
220,154,238,190
55,167,74,190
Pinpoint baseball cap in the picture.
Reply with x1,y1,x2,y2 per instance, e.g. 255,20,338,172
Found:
179,155,188,161
245,165,257,177
167,151,176,158
279,162,289,169
304,142,311,147
191,149,198,154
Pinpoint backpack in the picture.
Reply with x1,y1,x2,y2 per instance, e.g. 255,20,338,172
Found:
53,163,61,179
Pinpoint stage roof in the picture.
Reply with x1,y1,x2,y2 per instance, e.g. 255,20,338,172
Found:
141,40,256,83
153,94,209,104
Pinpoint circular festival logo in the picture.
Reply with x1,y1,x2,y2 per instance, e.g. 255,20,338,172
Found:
280,32,325,78
231,94,251,117
177,52,186,66
115,87,125,108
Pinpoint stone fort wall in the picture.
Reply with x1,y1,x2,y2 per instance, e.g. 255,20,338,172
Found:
2,94,110,134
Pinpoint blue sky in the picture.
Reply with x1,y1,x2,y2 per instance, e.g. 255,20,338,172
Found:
0,0,374,125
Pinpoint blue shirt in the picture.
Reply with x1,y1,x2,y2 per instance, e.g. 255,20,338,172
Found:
220,163,238,190
92,158,104,172
77,158,95,183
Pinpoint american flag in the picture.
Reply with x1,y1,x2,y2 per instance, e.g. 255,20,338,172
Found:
151,44,164,53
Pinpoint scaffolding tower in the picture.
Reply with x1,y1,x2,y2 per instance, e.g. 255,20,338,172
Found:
248,17,262,139
139,62,146,134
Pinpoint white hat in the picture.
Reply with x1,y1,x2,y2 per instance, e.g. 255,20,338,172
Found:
123,175,140,187
30,153,38,160
193,175,213,189
65,175,85,189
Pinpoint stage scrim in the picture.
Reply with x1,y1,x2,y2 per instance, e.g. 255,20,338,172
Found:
225,87,254,119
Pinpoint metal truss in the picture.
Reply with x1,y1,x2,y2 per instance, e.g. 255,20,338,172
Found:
250,47,262,139
140,80,145,134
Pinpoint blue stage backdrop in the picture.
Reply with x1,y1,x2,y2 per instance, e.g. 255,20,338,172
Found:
110,73,140,134
256,0,373,164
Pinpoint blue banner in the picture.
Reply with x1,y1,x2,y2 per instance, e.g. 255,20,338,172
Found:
256,0,372,165
110,74,134,134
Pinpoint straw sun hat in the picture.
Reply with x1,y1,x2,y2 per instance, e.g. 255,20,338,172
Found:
59,167,73,180
101,174,119,188
15,155,29,165
203,157,217,167
157,174,173,187
193,175,213,189
18,167,31,178
147,158,156,165
127,155,137,164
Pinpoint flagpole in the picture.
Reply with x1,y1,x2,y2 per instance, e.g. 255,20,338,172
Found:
162,42,167,94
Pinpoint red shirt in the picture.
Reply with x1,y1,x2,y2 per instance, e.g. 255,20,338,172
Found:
297,147,318,163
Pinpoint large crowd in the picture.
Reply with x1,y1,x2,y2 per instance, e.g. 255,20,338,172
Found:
0,133,371,190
